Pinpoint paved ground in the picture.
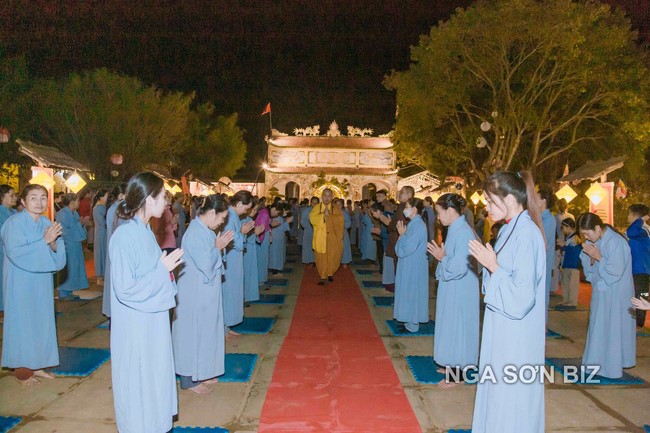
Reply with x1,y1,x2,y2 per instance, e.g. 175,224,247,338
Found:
0,243,649,432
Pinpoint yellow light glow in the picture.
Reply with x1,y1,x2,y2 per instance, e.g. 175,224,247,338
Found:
64,173,86,193
470,191,481,205
555,184,577,203
171,184,182,194
30,171,55,189
585,182,607,206
164,182,173,192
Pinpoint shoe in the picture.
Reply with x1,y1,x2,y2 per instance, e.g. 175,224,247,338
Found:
328,276,334,282
396,324,409,334
244,302,251,308
317,280,326,286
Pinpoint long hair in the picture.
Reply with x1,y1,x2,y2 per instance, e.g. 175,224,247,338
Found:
483,170,543,235
435,193,467,216
92,188,109,209
198,194,229,215
106,184,127,213
116,172,164,221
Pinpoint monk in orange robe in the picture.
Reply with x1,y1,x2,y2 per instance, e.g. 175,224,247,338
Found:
309,189,344,285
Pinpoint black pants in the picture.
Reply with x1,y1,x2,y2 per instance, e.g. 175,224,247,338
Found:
377,240,384,273
634,273,649,327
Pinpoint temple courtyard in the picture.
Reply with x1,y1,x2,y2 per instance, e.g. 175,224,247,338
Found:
0,243,649,433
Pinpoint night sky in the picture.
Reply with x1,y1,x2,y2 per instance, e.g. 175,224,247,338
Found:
1,0,647,178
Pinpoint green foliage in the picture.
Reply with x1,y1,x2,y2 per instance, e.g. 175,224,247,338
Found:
310,171,350,196
0,60,248,181
181,102,247,180
386,0,650,188
16,68,193,180
267,186,283,199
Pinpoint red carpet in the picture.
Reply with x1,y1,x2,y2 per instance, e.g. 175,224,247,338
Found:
258,266,422,433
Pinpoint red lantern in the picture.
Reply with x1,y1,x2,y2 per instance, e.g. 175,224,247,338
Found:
110,153,124,165
0,127,10,144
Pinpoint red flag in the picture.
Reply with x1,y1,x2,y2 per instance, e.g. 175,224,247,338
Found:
261,102,271,116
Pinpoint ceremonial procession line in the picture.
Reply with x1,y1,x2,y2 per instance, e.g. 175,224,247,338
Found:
0,245,649,432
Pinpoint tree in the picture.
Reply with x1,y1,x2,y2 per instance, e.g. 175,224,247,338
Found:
385,0,650,186
18,68,193,180
180,102,247,180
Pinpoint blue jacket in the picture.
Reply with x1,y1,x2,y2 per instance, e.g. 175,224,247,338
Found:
561,233,582,270
626,218,650,275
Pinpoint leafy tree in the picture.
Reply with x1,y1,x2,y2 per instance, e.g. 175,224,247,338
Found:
180,102,247,180
385,0,650,187
18,68,193,180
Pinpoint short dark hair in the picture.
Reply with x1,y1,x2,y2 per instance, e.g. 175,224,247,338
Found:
561,218,576,229
629,204,649,217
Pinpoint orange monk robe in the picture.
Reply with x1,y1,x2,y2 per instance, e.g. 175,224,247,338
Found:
309,202,345,279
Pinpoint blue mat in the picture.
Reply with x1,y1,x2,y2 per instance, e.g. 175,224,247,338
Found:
546,329,563,339
637,330,650,337
252,294,286,305
405,356,446,384
50,347,110,377
97,320,109,329
372,296,394,307
406,356,478,385
386,320,435,336
644,425,650,433
267,278,288,287
545,358,645,385
231,317,275,334
173,427,228,432
221,353,258,382
448,430,471,433
352,260,373,266
362,280,383,288
355,269,375,275
0,416,21,432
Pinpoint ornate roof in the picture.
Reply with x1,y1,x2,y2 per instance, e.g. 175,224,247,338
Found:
267,135,393,149
265,166,398,175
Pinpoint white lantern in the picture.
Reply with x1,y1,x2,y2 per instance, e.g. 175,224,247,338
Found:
480,121,491,132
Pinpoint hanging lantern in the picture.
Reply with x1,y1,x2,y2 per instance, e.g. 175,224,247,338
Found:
30,171,55,189
0,127,10,144
480,121,491,132
110,154,124,165
555,184,578,203
585,182,607,206
476,137,488,148
111,170,119,177
470,191,482,205
64,172,87,194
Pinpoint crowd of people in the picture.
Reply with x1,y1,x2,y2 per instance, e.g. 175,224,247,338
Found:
0,169,648,433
